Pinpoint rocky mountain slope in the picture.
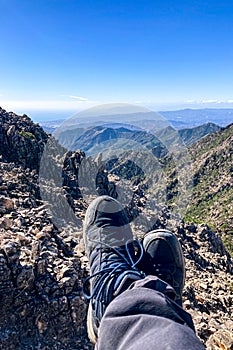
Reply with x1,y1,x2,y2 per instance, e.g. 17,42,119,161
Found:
185,124,233,255
0,108,232,349
179,122,221,146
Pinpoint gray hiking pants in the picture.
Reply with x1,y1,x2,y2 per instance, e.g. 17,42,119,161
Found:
96,276,205,350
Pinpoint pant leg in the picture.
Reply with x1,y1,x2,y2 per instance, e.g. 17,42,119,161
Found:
96,276,205,350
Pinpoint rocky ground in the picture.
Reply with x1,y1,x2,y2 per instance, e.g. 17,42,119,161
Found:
0,161,92,349
0,156,232,349
0,108,232,349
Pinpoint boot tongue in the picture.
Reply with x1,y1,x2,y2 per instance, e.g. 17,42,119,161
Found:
100,225,133,247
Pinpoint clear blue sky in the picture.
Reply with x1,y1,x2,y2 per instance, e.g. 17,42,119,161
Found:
1,0,233,118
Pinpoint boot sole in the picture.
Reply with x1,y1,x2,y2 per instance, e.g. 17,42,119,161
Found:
87,302,98,344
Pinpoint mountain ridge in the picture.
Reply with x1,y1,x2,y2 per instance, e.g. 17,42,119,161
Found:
55,122,221,158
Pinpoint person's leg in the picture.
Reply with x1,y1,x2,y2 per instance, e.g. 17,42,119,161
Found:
83,196,204,349
97,275,204,350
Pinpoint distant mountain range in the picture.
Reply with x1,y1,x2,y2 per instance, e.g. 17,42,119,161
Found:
161,108,233,128
55,124,168,158
39,108,233,133
54,122,221,156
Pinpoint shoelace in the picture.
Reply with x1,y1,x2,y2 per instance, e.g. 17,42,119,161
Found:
83,239,145,319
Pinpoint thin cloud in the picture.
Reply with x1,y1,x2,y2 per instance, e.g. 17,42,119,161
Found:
201,99,233,104
60,94,89,101
69,95,88,101
201,99,219,104
185,99,233,105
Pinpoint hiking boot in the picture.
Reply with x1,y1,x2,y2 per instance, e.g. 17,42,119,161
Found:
83,195,144,344
141,229,185,306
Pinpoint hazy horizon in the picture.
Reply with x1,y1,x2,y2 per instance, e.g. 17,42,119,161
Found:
2,103,233,124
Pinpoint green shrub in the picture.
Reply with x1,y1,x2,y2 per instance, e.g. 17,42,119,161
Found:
19,130,35,139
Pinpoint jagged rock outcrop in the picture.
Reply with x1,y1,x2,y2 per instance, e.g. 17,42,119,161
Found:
0,107,48,171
